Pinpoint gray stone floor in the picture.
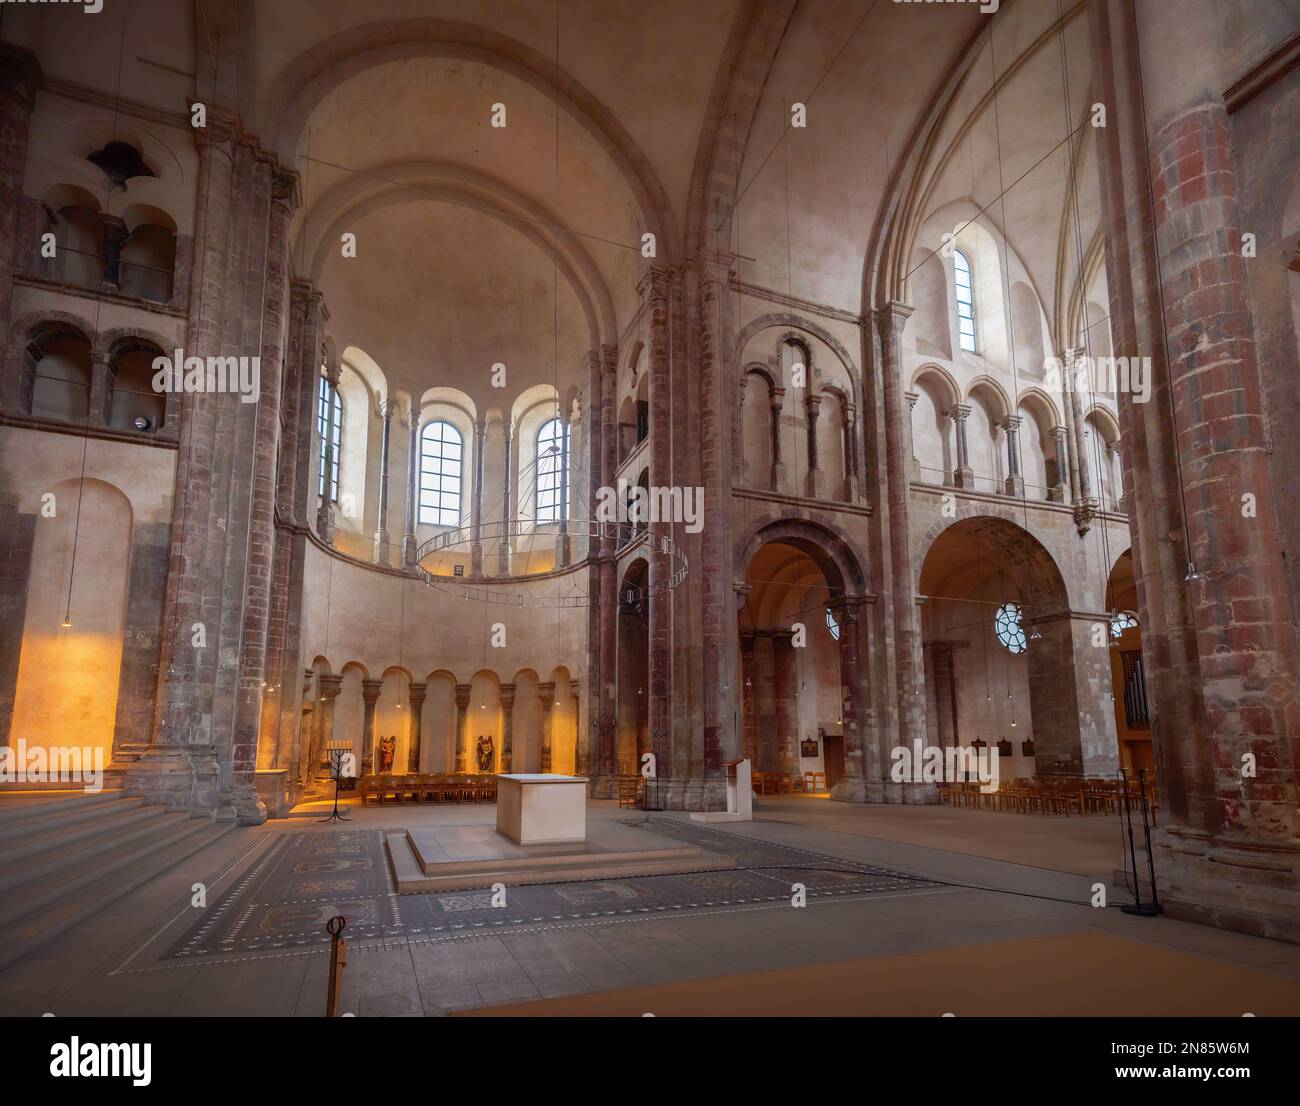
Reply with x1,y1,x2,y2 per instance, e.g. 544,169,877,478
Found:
2,797,1299,1016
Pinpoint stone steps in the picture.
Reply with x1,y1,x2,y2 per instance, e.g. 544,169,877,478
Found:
0,789,130,833
0,792,234,973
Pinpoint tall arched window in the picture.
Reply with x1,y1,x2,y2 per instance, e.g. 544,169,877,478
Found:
535,417,569,522
954,249,977,353
317,374,341,502
420,420,463,526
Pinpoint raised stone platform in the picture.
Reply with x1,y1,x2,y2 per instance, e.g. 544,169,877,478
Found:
385,818,734,894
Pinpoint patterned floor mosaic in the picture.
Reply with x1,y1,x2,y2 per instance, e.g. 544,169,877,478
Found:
164,819,941,960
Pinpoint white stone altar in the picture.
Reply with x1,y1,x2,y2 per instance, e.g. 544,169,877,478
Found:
495,773,588,845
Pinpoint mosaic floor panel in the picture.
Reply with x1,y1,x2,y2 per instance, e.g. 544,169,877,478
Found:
164,819,941,960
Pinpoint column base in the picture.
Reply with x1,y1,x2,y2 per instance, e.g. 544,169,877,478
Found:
1154,826,1300,945
1048,484,1068,503
805,469,825,498
1003,474,1025,497
373,529,390,566
123,743,221,817
769,462,786,494
953,465,975,489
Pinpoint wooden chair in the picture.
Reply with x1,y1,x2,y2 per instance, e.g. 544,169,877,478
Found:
750,771,766,796
358,775,380,805
375,774,399,804
617,776,642,809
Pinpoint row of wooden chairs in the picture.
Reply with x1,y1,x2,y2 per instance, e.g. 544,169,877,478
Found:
937,777,1159,819
358,773,498,805
751,770,827,795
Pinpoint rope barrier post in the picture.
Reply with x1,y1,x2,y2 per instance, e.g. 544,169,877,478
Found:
325,915,347,1016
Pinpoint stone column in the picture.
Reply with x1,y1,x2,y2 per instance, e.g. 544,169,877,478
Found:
312,674,343,782
1107,440,1124,510
0,46,40,410
454,683,471,771
498,422,513,576
830,599,867,796
101,214,129,288
904,391,921,482
360,678,383,774
407,681,426,771
769,387,786,491
876,301,929,802
843,402,860,499
753,631,777,772
804,394,824,497
403,409,420,566
1027,613,1118,778
316,362,340,544
373,400,393,565
1048,426,1070,503
1065,347,1097,537
949,404,974,489
1001,414,1024,497
924,641,960,749
538,681,556,773
569,679,581,775
471,417,485,575
87,350,112,428
773,631,797,772
499,682,516,772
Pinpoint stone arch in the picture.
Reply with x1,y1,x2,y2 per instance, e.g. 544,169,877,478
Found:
733,514,868,602
736,313,861,408
265,19,678,261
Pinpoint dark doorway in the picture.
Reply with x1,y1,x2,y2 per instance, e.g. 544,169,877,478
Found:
822,733,845,790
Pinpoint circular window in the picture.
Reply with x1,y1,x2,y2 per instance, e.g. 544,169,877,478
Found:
826,607,840,641
994,602,1028,654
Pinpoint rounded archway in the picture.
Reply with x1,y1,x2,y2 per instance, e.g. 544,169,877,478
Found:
918,516,1117,778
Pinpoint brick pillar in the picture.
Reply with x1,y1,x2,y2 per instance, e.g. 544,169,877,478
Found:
773,631,797,772
471,416,485,575
407,681,426,771
1048,426,1070,503
453,683,471,772
925,641,960,749
875,301,930,803
1091,0,1300,940
740,631,757,764
403,408,420,566
591,346,619,798
831,598,868,796
642,266,672,803
498,422,512,576
373,400,393,565
538,681,556,774
499,682,515,772
769,387,786,491
0,46,40,405
698,251,738,809
753,631,777,772
360,678,382,774
950,404,974,489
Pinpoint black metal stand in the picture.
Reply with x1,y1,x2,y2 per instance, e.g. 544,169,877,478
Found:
1120,767,1161,917
319,749,351,824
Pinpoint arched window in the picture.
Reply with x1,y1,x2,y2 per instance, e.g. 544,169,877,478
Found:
535,417,569,522
317,374,341,502
994,601,1027,654
954,249,977,353
826,607,840,641
419,420,463,526
1110,610,1138,639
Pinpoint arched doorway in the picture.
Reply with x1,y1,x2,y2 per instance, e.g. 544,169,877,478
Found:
917,516,1117,778
737,533,865,795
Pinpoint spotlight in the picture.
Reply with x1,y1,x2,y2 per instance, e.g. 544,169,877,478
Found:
1185,560,1202,582
1029,624,1042,641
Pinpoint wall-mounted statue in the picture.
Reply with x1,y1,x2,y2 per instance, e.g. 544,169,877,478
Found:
378,735,396,773
476,734,495,774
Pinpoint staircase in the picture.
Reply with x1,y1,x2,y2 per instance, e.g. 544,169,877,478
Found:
0,790,233,972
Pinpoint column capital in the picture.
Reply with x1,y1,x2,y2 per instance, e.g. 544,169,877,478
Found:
1049,424,1069,441
999,414,1023,432
271,167,301,215
454,684,472,709
948,404,972,422
537,681,557,708
407,681,427,707
904,390,920,410
638,265,671,304
873,300,915,333
361,679,384,704
499,682,516,705
318,674,344,699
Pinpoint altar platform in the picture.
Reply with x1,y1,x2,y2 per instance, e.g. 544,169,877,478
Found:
384,816,735,894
